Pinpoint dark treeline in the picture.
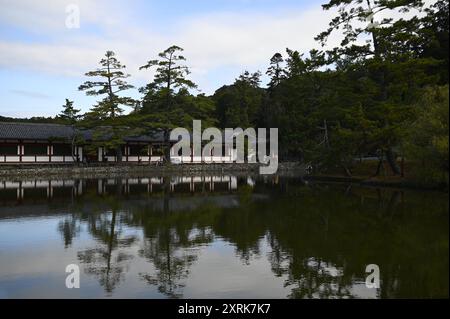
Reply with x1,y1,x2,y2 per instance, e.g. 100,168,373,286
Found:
8,1,449,183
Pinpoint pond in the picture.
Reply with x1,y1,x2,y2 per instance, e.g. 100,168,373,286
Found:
0,175,448,298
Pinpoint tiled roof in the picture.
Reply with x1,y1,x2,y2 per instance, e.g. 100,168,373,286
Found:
0,122,165,142
0,122,75,140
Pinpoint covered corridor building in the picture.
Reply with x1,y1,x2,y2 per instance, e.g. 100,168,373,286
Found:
0,122,238,164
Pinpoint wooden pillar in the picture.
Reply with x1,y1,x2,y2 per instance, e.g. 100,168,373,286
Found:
48,142,52,163
98,147,103,162
78,146,83,162
18,142,22,163
148,145,152,162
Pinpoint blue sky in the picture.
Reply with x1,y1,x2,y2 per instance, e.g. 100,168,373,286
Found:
0,0,339,117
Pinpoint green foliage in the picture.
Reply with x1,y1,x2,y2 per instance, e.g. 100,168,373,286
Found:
79,51,137,117
5,1,447,179
137,45,217,160
316,0,425,60
78,51,139,159
139,45,210,129
213,71,265,128
303,0,448,175
404,85,449,186
0,116,59,123
140,45,197,93
420,0,449,84
266,53,284,89
57,99,81,124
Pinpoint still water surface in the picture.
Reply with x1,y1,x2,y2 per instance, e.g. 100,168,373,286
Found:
0,175,448,298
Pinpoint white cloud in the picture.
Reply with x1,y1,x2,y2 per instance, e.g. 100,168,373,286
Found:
0,0,435,95
0,2,339,93
10,89,51,99
177,9,339,69
0,0,136,33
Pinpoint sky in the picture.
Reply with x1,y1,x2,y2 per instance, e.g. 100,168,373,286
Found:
0,0,432,118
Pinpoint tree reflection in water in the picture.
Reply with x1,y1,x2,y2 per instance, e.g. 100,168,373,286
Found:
76,181,138,295
42,175,448,298
135,179,216,298
58,215,80,249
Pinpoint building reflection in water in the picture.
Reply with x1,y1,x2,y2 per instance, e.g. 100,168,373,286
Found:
0,175,263,297
0,175,447,299
0,175,243,202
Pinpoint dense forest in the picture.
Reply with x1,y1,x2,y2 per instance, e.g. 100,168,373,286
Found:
4,0,449,184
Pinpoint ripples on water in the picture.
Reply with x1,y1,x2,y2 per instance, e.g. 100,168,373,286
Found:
0,175,448,298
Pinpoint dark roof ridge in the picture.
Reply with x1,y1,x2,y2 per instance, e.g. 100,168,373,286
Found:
0,121,70,126
0,121,165,142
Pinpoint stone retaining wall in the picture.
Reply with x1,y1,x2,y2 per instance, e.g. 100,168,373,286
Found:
0,162,305,180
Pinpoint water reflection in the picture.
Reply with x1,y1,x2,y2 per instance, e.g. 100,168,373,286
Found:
0,175,239,201
77,194,137,295
0,175,448,298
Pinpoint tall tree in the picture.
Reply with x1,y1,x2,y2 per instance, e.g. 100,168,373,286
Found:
237,70,262,88
56,98,84,161
79,51,136,117
58,99,81,124
214,71,265,128
419,0,449,84
79,51,137,161
139,45,197,107
404,85,449,185
285,49,308,77
139,45,200,162
315,0,434,175
266,53,284,90
316,0,424,61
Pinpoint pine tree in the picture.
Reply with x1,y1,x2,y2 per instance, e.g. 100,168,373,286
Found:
79,51,137,161
140,45,197,109
139,45,199,162
266,53,284,90
58,99,80,124
315,0,436,175
237,71,262,88
214,71,264,128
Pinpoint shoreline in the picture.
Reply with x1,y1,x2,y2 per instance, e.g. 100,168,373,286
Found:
0,163,447,191
304,175,448,192
0,162,304,180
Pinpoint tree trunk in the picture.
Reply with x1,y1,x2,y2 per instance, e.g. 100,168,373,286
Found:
163,129,171,164
116,146,123,163
400,156,405,177
342,164,352,177
386,148,401,175
71,136,77,163
374,157,384,176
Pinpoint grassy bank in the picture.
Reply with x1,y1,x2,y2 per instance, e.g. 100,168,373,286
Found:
309,160,449,191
